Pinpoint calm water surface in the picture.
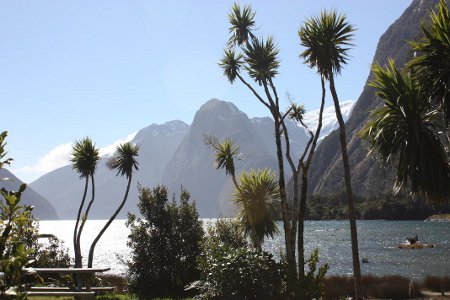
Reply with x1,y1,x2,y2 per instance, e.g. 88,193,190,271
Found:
39,220,450,279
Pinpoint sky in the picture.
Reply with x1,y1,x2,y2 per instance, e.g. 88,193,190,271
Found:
0,0,412,183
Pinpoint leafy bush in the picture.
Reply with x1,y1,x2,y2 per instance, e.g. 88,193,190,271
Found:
195,219,283,299
297,249,329,299
32,236,70,269
126,185,204,299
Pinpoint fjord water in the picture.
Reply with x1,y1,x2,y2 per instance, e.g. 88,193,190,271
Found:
39,220,450,278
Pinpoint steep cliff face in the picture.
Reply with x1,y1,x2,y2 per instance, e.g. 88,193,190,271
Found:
162,99,281,217
309,0,439,196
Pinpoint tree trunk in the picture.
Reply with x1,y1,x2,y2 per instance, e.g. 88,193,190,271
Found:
76,176,96,267
298,76,326,280
329,75,362,299
73,176,89,268
273,116,296,280
88,175,132,268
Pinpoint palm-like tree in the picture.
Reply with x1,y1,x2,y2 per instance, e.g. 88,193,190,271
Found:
227,3,256,47
360,60,450,204
87,142,139,268
408,0,450,123
209,137,241,190
234,169,279,250
299,10,362,298
221,4,296,277
70,137,99,268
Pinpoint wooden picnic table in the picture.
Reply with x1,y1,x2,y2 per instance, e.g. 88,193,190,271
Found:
24,267,113,298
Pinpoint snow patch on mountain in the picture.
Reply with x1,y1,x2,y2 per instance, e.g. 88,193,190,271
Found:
301,100,355,141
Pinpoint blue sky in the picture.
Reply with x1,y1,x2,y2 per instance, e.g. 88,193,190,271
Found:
1,1,412,183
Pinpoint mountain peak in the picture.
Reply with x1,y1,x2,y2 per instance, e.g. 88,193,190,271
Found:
133,120,189,142
199,98,240,114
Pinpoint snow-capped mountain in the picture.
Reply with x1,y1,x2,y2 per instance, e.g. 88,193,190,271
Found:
30,99,350,218
302,100,355,141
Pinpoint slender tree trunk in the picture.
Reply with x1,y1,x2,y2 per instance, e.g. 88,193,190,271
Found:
329,75,362,299
297,170,308,280
76,176,96,267
74,176,89,268
273,116,296,279
88,175,132,268
298,76,326,281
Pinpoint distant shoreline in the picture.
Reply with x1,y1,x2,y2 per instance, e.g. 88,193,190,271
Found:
426,214,450,222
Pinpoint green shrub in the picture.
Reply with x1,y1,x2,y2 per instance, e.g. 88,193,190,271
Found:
195,219,283,299
298,249,329,299
0,131,36,299
32,236,70,269
126,185,204,299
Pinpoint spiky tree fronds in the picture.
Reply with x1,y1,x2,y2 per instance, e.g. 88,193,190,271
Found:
219,49,244,84
212,138,240,178
243,36,280,85
227,3,256,47
107,142,140,179
361,59,450,204
298,10,354,79
234,169,279,249
70,137,100,178
288,103,306,123
0,131,12,170
408,0,450,122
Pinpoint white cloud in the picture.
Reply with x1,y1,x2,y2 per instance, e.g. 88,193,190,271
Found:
14,143,73,174
12,131,138,183
98,131,138,157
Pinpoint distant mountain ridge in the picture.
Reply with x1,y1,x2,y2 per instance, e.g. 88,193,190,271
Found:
0,168,58,219
30,98,354,218
30,120,190,219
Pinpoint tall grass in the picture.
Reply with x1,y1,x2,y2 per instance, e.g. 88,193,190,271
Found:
422,276,450,295
324,275,421,299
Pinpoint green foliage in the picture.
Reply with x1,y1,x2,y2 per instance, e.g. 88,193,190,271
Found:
287,102,306,123
106,142,139,178
70,137,100,179
0,131,13,170
196,219,283,299
227,3,256,47
32,236,70,269
360,60,450,204
220,3,280,88
243,36,280,85
303,192,443,220
126,185,204,299
298,249,329,299
298,9,355,79
0,131,35,299
408,0,450,122
210,138,240,177
219,49,243,84
234,169,279,249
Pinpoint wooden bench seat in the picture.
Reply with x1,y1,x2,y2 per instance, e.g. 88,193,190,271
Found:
25,290,96,297
29,286,115,292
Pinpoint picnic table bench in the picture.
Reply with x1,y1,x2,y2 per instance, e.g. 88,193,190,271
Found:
24,267,114,299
